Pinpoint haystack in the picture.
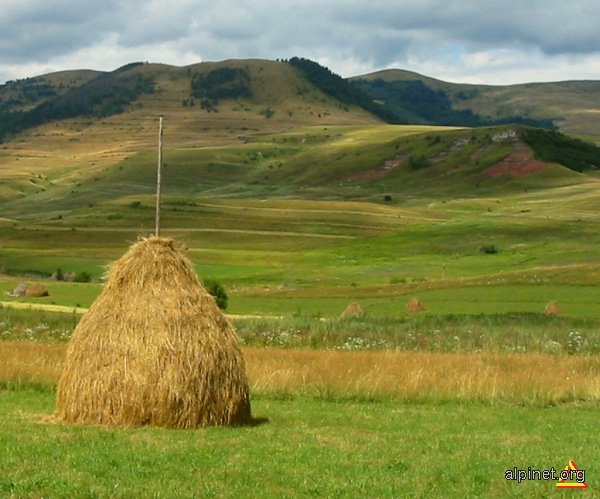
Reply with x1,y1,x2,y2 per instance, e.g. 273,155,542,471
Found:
25,282,49,297
56,237,251,428
12,282,28,296
405,297,425,313
544,300,561,316
340,302,364,319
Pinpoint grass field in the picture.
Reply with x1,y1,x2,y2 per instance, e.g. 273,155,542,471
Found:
1,340,598,497
2,119,600,496
0,388,596,498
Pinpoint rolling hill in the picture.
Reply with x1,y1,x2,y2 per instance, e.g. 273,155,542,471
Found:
353,69,600,139
2,58,600,328
0,57,598,220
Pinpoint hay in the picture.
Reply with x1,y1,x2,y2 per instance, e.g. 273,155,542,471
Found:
544,300,561,316
63,272,76,282
405,297,425,313
25,282,49,297
12,282,29,296
56,237,251,428
340,302,364,319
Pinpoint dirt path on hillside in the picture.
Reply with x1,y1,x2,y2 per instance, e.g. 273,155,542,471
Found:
0,301,87,314
18,226,355,240
0,300,281,321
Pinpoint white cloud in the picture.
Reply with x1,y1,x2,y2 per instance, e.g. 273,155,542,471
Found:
1,1,600,84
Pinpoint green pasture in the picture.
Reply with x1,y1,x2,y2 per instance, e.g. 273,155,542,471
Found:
1,388,596,498
1,123,600,325
2,85,600,498
0,124,587,219
2,278,600,322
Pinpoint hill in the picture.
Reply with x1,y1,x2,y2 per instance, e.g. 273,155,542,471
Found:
2,59,600,341
0,57,598,217
1,121,596,223
353,69,600,139
0,59,379,142
0,59,381,204
3,58,600,145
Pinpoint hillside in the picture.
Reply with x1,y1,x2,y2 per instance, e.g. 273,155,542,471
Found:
1,121,596,224
0,58,599,219
354,69,600,139
0,60,379,141
0,59,380,204
2,59,600,341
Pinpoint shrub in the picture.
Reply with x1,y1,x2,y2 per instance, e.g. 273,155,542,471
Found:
73,271,92,283
480,244,498,255
203,279,228,310
407,154,430,170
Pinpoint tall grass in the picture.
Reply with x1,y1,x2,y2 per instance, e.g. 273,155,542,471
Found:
0,341,63,390
3,341,600,406
245,348,600,405
3,305,600,354
236,313,600,354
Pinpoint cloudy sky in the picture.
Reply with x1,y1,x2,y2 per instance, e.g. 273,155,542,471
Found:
2,0,600,86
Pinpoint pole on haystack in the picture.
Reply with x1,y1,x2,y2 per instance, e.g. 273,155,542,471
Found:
155,115,164,237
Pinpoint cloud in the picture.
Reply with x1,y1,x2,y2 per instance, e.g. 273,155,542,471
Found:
1,1,600,84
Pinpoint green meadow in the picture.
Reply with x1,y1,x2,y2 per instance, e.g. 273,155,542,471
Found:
2,121,600,496
1,388,597,498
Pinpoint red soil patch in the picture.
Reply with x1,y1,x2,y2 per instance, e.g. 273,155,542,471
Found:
483,143,554,178
347,154,408,182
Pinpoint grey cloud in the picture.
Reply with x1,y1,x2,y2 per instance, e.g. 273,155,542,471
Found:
0,0,125,63
334,1,600,57
1,0,600,83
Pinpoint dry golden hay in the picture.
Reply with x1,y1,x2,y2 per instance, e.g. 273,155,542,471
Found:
405,297,425,313
340,302,364,319
25,282,49,297
56,237,251,428
12,282,29,296
544,300,561,316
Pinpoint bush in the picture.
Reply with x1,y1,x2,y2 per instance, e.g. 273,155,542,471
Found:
407,154,430,170
480,244,498,255
203,279,228,310
73,271,92,283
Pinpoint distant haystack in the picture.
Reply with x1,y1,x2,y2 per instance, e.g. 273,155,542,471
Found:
25,282,49,297
63,272,77,282
544,300,561,316
405,297,425,313
56,237,251,428
340,302,364,319
12,283,29,297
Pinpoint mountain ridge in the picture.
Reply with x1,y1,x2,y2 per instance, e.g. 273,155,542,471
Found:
2,58,600,140
0,58,598,219
353,68,600,138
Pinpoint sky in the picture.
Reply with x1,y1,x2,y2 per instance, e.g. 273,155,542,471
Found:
2,1,600,86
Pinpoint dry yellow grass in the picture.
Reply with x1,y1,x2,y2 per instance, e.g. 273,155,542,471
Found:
0,341,64,385
5,341,600,406
244,348,600,404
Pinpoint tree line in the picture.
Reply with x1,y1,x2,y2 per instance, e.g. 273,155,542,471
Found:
0,67,155,142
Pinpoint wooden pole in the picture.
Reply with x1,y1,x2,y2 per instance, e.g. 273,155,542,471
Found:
155,116,163,237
